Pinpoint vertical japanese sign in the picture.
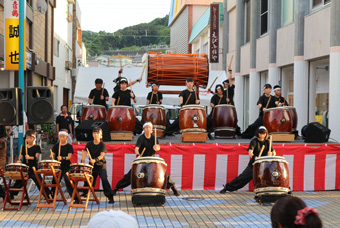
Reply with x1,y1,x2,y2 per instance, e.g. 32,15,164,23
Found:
209,4,219,63
4,0,26,70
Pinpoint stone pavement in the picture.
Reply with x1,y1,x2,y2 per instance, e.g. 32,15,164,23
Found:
0,188,339,228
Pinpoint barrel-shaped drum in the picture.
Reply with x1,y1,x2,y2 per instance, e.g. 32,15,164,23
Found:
5,163,29,175
212,104,237,137
253,156,290,196
81,105,107,122
131,157,167,194
38,160,61,172
107,106,136,132
179,105,206,133
147,52,209,88
286,106,298,131
69,163,93,177
142,105,166,130
263,107,293,134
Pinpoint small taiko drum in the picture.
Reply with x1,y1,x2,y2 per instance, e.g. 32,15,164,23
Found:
263,107,293,134
142,105,166,130
38,160,61,172
69,163,93,177
179,105,207,133
131,157,167,194
5,163,29,175
81,104,107,122
107,106,136,133
212,104,238,137
253,156,290,196
286,106,298,132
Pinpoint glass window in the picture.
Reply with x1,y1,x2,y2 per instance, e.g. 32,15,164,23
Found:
260,0,268,35
244,1,250,43
312,0,331,8
282,0,294,26
54,38,60,57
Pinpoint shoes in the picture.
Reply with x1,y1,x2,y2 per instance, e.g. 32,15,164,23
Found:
108,195,114,204
73,199,81,204
208,133,214,140
219,184,229,194
171,186,180,196
112,188,118,196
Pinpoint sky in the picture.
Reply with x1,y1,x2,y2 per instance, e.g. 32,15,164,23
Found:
79,0,171,33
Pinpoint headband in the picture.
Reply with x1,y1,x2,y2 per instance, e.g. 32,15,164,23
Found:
259,126,267,130
143,122,153,129
273,87,281,91
27,134,36,138
58,131,69,136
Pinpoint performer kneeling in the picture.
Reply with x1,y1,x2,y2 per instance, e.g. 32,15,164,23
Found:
51,129,78,201
82,127,114,204
220,126,275,193
11,130,52,198
112,122,180,196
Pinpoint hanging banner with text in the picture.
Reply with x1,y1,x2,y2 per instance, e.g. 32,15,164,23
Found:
209,4,219,63
4,0,26,70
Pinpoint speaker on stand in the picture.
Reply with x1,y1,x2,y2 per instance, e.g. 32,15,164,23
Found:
27,86,54,124
304,122,331,143
0,88,23,126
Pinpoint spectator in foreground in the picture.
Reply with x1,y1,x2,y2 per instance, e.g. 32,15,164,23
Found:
87,210,138,228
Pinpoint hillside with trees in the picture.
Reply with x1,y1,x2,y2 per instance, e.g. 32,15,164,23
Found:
83,15,170,56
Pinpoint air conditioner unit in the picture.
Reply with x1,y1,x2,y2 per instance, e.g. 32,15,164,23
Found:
65,61,72,70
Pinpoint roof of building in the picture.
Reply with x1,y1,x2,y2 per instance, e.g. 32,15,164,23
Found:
189,2,223,44
109,54,133,60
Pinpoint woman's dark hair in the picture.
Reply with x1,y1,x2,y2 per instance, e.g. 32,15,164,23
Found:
60,105,68,110
26,129,37,137
215,84,224,94
271,196,322,228
255,126,268,139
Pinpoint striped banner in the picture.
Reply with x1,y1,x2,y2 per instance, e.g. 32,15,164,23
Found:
71,143,340,191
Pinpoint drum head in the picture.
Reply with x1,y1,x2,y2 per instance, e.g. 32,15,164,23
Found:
108,105,132,110
70,163,94,169
214,104,234,108
181,105,205,111
39,160,61,164
6,163,28,168
132,156,167,166
265,106,290,112
83,104,106,109
253,156,287,165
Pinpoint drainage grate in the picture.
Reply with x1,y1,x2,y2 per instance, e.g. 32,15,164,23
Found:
182,197,204,201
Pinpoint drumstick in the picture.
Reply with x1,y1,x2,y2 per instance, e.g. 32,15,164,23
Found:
258,145,265,158
86,148,93,161
140,64,146,79
120,57,122,69
117,97,120,106
229,55,234,67
156,93,159,104
184,93,192,106
194,86,198,101
150,92,154,104
25,139,28,164
92,96,95,105
208,76,218,91
139,148,146,157
58,141,61,158
50,149,53,159
269,135,273,155
265,96,272,109
101,83,105,96
154,127,157,144
217,95,223,105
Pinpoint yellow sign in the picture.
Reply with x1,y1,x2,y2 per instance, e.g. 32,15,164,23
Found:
315,115,323,124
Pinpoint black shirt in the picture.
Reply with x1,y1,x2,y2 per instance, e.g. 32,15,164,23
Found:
0,126,6,138
88,88,109,108
147,91,163,104
247,138,274,166
179,89,200,106
273,96,289,106
113,77,121,93
85,141,107,167
257,94,276,116
56,114,73,133
21,145,41,171
112,89,135,106
136,134,159,157
210,94,228,106
224,85,235,105
52,143,74,171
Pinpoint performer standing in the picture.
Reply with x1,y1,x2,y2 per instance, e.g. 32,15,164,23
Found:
113,69,142,93
207,84,227,134
56,105,73,139
112,122,180,196
273,85,289,106
146,81,163,105
82,127,114,204
88,78,109,108
11,130,52,198
220,126,274,193
51,129,77,201
208,66,235,105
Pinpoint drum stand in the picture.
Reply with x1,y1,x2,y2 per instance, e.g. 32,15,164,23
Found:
110,131,134,141
255,193,290,205
0,167,31,210
33,166,67,211
66,173,99,211
131,189,166,207
181,131,207,142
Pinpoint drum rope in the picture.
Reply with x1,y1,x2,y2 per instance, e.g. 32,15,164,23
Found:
265,95,272,109
217,95,223,105
150,92,154,104
117,97,120,106
139,148,146,157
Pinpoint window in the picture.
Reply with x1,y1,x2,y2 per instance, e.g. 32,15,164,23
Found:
202,42,208,54
282,0,294,26
54,38,60,57
260,0,268,35
196,48,200,54
312,0,331,8
244,0,250,43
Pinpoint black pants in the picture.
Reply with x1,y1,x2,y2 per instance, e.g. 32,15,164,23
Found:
207,112,213,133
52,169,75,199
0,185,5,197
134,118,143,135
164,117,180,136
114,169,176,190
241,115,263,139
12,170,51,196
85,165,113,198
224,164,253,191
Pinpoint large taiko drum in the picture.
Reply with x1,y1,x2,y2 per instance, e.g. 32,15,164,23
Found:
5,163,29,175
142,105,166,130
263,107,293,134
69,163,93,177
179,105,207,133
107,106,136,133
131,157,167,195
286,106,298,132
212,104,238,137
253,156,290,196
147,52,209,88
81,105,107,122
38,160,61,172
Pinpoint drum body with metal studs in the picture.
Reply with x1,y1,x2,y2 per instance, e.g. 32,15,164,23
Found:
81,105,107,122
212,104,237,137
179,105,206,133
142,105,166,130
107,106,136,133
263,107,293,134
69,163,93,177
5,163,29,175
38,160,61,172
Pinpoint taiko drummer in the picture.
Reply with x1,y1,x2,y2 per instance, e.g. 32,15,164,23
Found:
273,85,289,106
220,126,275,193
146,81,163,105
88,78,110,109
51,129,77,202
113,122,180,196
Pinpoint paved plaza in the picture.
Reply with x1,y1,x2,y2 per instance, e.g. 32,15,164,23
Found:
0,188,339,228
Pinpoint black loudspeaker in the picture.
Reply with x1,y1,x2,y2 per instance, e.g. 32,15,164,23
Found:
75,120,110,142
304,122,331,143
27,86,54,124
0,88,23,126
